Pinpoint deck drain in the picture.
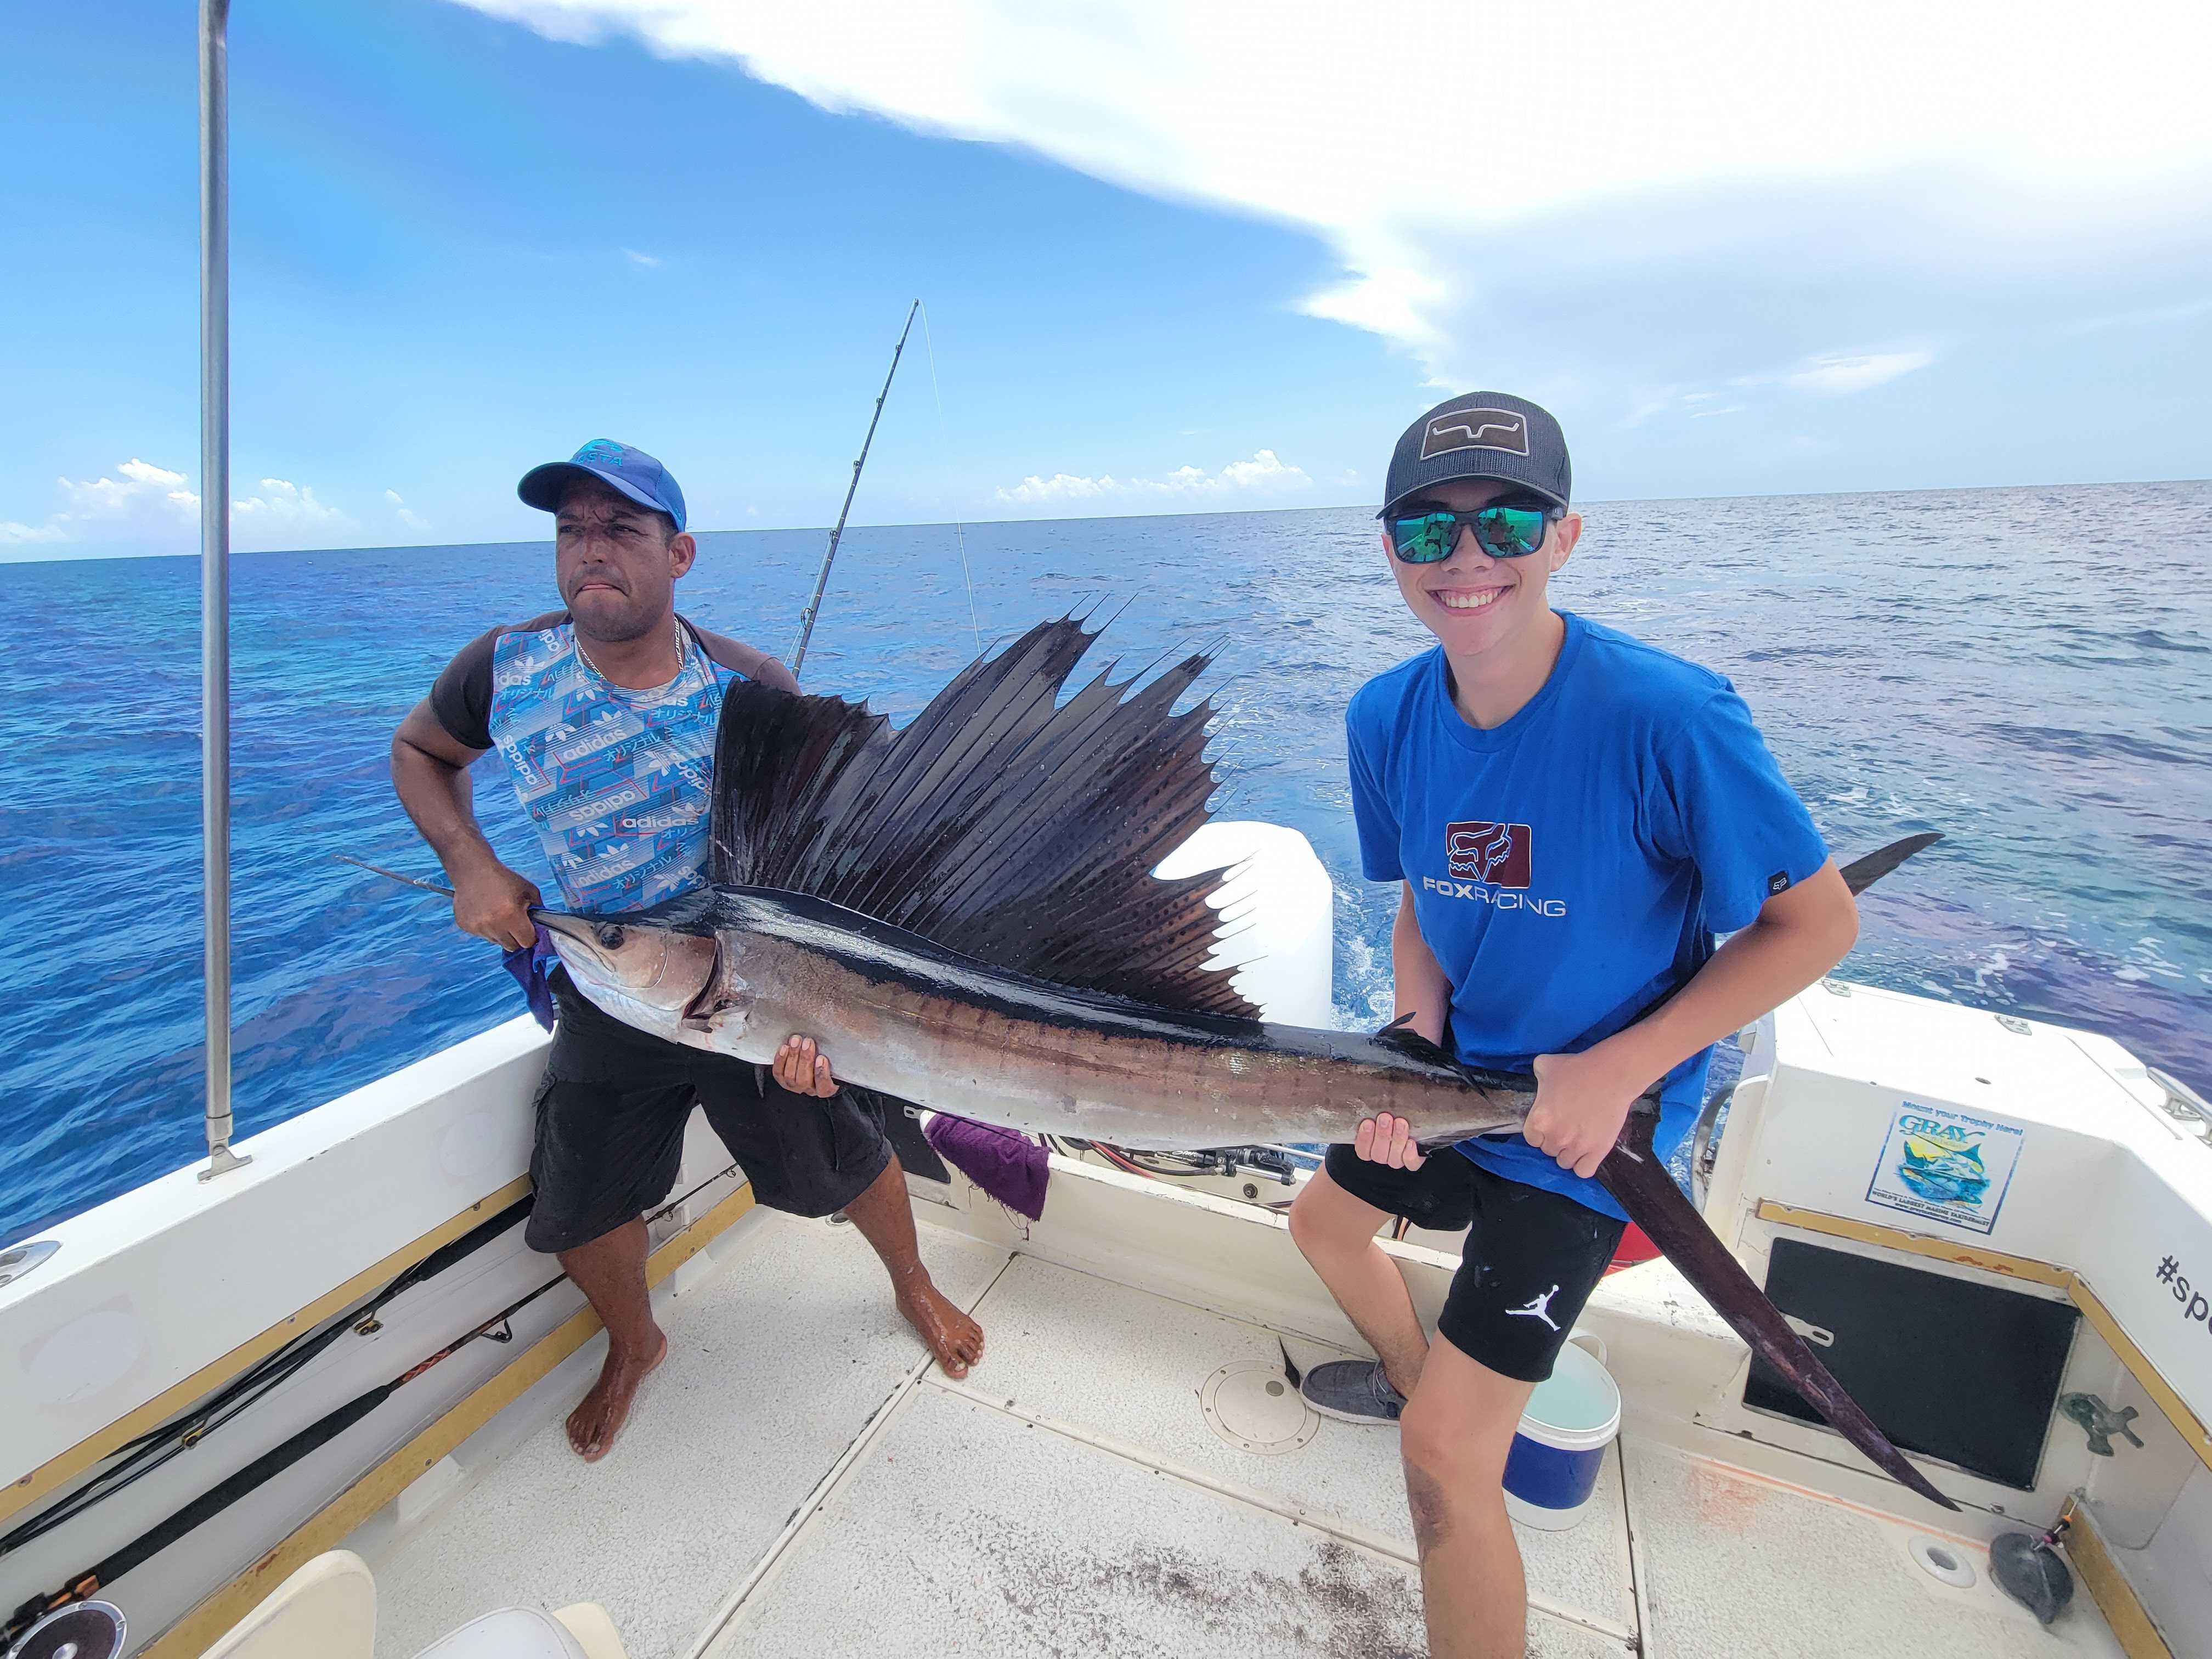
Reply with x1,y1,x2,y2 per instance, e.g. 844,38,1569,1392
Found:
1200,1361,1318,1454
1909,1536,1977,1588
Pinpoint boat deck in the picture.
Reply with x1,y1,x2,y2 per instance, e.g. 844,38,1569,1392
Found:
361,1207,2124,1658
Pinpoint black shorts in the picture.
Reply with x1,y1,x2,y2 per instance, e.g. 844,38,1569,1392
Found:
523,978,894,1254
1324,1144,1626,1384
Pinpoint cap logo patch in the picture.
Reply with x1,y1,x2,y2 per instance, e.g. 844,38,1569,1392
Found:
575,439,628,466
1420,409,1529,460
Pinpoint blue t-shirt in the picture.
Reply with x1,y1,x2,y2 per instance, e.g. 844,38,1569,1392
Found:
1345,612,1829,1219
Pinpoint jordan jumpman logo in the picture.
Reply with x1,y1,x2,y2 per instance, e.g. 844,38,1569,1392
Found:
1505,1285,1561,1331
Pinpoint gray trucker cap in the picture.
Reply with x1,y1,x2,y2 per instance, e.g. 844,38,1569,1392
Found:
1379,392,1571,515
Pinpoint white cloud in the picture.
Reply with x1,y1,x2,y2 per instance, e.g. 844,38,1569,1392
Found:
449,0,2212,394
0,459,364,555
59,458,201,524
2070,296,2212,333
1,458,201,550
117,459,188,489
385,487,427,530
0,520,70,545
996,448,1311,513
1776,347,1940,397
1215,452,1304,489
1618,343,1938,431
997,472,1109,509
230,478,344,534
1618,387,1688,431
623,248,662,267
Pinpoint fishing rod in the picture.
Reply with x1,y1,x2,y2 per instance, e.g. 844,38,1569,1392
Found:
0,1194,535,1563
2,1275,563,1645
2,1164,735,1644
789,298,920,677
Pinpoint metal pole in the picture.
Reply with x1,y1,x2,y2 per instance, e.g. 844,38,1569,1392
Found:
199,0,247,1181
788,299,920,676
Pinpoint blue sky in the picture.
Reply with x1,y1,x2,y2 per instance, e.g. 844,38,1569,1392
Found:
4,0,2208,557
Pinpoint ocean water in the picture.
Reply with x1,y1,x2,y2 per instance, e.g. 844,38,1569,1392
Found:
5,481,2208,1243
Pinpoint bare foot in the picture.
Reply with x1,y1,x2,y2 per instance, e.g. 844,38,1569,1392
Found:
896,1277,985,1379
566,1329,668,1460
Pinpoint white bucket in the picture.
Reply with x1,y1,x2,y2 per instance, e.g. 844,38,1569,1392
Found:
1500,1334,1622,1532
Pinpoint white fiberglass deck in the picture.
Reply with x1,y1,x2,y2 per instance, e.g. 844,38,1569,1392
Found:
361,1208,2125,1659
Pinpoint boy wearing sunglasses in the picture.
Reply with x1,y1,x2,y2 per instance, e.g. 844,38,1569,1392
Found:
1288,392,1859,1659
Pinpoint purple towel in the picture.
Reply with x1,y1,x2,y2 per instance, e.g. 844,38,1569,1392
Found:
501,924,561,1031
922,1114,1049,1221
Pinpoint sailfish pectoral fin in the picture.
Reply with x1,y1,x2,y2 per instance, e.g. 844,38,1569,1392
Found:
1594,1113,1958,1512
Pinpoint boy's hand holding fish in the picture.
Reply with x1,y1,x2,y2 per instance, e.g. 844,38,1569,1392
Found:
1523,1048,1647,1180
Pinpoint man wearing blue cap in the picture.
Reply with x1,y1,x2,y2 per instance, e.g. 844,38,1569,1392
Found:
390,441,985,1460
1287,396,1859,1657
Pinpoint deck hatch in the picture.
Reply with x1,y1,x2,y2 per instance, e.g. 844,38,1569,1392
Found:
1744,1238,2078,1489
1199,1361,1319,1454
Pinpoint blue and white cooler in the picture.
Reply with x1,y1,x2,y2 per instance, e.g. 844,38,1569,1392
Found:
1501,1335,1622,1530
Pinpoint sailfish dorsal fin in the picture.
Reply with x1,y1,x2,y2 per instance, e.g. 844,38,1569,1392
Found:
709,617,1259,1018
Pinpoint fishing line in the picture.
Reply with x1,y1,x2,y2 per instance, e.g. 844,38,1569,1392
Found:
917,300,983,658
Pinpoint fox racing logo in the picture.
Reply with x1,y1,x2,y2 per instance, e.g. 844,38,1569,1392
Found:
1445,821,1532,888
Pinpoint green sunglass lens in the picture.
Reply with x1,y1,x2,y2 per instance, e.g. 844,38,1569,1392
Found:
1394,505,1550,561
1392,514,1456,562
1476,506,1545,557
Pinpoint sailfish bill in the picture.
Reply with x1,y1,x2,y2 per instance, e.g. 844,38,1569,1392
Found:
532,616,1957,1510
1595,1115,1955,1509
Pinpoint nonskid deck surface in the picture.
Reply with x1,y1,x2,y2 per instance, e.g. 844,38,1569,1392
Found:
364,1211,2121,1658
364,1214,1012,1658
1623,1451,2119,1658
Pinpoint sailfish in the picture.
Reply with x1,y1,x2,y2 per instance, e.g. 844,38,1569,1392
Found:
526,616,1955,1511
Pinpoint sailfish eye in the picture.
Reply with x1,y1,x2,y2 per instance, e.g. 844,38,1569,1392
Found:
594,923,627,949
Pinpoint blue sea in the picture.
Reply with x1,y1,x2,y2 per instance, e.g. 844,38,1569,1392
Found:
5,482,2209,1244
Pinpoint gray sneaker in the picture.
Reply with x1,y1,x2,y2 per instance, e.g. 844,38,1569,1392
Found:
1300,1358,1407,1424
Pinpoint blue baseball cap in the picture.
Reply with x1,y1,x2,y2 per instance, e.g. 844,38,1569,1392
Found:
517,439,687,532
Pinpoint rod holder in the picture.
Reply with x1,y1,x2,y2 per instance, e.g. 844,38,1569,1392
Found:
200,1142,252,1182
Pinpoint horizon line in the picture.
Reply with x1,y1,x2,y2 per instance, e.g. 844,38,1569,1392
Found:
7,473,2207,565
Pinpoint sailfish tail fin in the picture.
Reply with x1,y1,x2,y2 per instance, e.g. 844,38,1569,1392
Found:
1839,831,1942,896
1595,1114,1957,1511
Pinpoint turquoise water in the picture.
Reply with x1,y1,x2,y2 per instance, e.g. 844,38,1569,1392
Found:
5,481,2208,1243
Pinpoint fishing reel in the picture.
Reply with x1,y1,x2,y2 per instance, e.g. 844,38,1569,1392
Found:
1208,1146,1305,1183
4,1599,126,1659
